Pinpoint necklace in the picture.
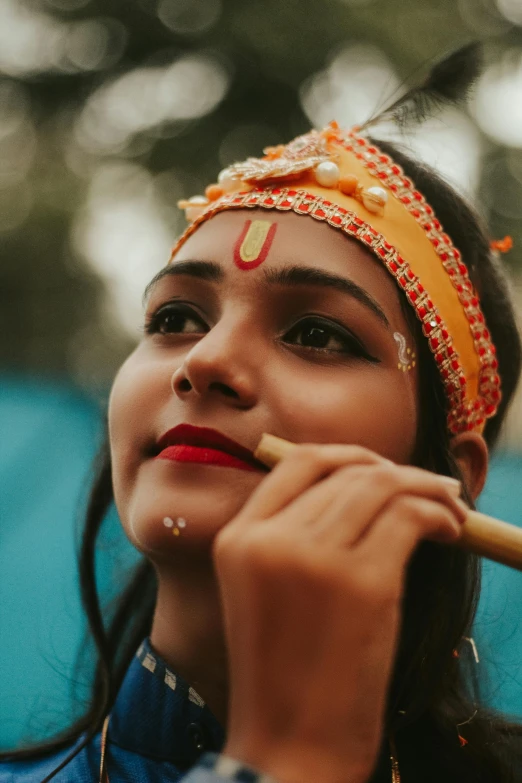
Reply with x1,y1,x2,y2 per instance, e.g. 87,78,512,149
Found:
98,715,401,783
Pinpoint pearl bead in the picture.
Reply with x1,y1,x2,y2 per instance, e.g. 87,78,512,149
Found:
367,186,387,202
218,168,239,192
314,161,340,188
361,186,388,215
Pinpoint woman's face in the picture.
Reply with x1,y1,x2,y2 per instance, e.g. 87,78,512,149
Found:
109,209,419,559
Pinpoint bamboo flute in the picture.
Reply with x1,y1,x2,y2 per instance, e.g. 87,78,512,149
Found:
254,433,522,572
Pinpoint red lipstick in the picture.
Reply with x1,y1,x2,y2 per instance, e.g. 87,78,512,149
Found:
155,424,266,472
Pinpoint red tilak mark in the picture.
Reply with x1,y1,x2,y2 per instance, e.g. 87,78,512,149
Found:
233,220,277,270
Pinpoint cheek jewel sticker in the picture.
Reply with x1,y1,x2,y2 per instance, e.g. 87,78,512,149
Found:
393,332,416,372
233,219,277,270
163,517,187,536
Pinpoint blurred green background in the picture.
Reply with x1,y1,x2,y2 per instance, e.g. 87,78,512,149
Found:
1,0,522,752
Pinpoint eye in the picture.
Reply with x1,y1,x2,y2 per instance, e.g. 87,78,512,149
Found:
283,316,377,361
144,302,208,336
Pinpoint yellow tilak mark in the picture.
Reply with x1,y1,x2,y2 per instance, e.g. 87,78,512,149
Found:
239,220,273,263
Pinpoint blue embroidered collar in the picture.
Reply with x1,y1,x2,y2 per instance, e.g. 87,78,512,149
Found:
108,637,226,769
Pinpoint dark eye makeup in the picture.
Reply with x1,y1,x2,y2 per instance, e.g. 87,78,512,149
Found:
143,300,380,363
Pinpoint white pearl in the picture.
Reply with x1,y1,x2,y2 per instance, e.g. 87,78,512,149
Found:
218,168,239,192
366,186,388,202
361,186,388,214
314,161,340,188
163,517,174,528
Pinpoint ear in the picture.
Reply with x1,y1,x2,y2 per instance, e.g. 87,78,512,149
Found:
448,431,489,502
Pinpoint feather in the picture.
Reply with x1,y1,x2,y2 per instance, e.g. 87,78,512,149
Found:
359,42,483,132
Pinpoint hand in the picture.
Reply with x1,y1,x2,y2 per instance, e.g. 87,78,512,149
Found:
212,443,466,783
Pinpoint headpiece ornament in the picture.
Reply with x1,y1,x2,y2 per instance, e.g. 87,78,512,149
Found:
171,45,501,436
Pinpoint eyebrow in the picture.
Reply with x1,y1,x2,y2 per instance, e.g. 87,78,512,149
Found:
143,260,390,328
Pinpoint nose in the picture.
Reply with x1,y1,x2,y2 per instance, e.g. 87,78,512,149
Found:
170,318,258,408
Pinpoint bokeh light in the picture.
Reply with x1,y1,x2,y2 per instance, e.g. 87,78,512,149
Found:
74,53,231,154
394,108,483,199
471,48,522,147
0,0,127,76
62,18,128,73
300,43,400,130
0,0,66,76
496,0,522,26
72,162,175,337
157,0,222,35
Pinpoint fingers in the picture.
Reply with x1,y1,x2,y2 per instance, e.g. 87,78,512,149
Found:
228,442,467,580
357,494,467,582
234,443,389,525
302,463,466,548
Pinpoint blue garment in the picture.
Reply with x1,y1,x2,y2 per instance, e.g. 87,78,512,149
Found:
0,639,276,783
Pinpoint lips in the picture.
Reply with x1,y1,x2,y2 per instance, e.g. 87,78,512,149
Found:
154,424,266,471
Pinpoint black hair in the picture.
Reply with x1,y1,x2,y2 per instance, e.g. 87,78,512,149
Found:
2,138,522,783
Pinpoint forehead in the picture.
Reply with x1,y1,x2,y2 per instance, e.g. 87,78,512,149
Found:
171,208,403,312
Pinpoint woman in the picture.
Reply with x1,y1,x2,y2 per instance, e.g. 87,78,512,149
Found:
2,70,522,783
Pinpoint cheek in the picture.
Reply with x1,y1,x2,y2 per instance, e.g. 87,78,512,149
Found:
108,354,161,512
109,357,148,449
269,366,417,463
108,352,264,560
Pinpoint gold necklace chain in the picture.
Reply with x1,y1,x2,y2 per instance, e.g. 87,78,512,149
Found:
98,714,400,783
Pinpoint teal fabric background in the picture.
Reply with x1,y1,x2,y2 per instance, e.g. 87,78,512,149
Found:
1,373,521,750
472,454,522,719
0,374,140,750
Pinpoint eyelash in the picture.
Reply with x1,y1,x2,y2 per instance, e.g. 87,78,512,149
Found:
143,301,377,361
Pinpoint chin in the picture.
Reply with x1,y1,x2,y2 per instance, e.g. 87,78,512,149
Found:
120,483,249,560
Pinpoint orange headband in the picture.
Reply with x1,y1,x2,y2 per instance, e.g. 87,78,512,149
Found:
171,121,500,436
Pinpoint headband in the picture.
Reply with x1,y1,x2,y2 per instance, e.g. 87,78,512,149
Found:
171,121,500,436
